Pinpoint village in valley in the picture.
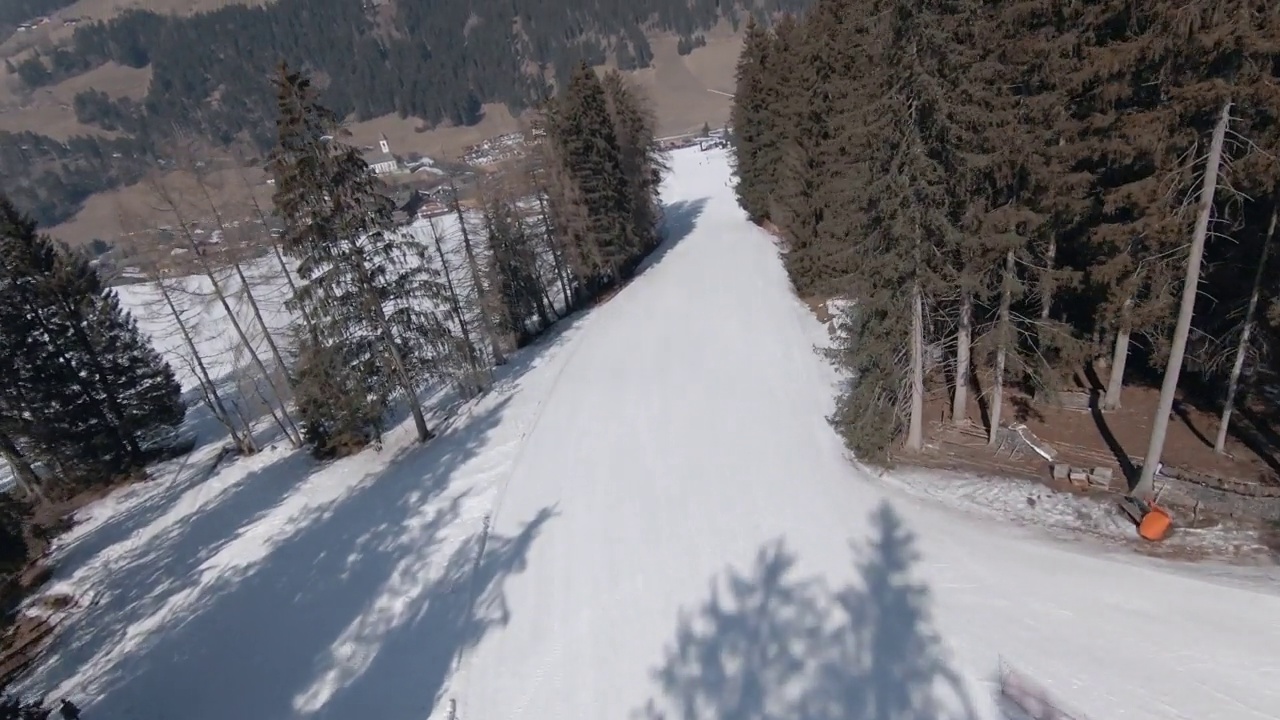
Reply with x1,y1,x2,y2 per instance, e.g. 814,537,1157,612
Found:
91,121,732,285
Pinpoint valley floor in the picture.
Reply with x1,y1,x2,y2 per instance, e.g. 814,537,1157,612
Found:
16,147,1280,720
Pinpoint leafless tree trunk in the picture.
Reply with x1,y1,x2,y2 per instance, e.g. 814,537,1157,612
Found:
153,270,257,454
952,290,972,426
988,250,1016,446
1040,236,1056,322
149,177,302,446
1136,101,1231,497
233,161,321,345
426,218,485,395
1103,301,1133,411
534,183,573,312
907,282,925,452
450,181,506,366
1215,197,1276,454
190,166,298,400
0,432,42,499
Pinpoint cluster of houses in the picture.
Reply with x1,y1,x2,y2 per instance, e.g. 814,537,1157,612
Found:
657,125,730,152
462,132,530,167
13,16,81,32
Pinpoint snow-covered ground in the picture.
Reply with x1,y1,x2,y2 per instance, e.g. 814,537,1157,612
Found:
15,147,1280,720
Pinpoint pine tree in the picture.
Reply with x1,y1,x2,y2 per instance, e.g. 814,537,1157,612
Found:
601,70,667,255
0,197,184,482
268,62,451,450
545,62,637,295
730,16,776,224
822,0,983,458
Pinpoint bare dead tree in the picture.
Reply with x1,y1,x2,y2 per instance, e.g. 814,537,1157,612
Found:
1136,101,1232,497
907,281,925,451
448,178,507,366
229,157,322,346
185,155,301,439
1215,192,1277,454
952,290,972,425
118,203,258,454
145,170,302,447
423,216,487,395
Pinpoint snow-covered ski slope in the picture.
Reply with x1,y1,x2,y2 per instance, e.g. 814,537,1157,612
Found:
20,147,1280,720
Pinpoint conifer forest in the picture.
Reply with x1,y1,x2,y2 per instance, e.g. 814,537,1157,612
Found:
731,0,1280,495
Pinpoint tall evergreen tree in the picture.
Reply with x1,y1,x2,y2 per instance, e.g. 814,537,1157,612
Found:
545,62,637,296
601,70,667,254
0,196,184,482
730,16,775,224
267,62,451,450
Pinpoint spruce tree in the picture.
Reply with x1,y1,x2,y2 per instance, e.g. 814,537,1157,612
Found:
545,62,636,295
268,62,452,450
601,70,667,255
730,16,775,224
0,197,184,481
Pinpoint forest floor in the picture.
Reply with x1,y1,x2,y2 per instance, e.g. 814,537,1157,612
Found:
804,298,1280,561
907,382,1280,559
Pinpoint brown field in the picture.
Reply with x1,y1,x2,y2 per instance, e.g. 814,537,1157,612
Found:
49,161,274,246
11,17,742,245
345,103,523,161
0,62,149,140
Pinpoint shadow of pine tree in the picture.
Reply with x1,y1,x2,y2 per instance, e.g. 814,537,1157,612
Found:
640,502,979,720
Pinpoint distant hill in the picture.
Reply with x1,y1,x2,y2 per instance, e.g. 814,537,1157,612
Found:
0,0,799,236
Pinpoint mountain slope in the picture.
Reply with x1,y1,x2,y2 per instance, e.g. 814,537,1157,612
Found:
448,148,1280,720
15,147,1280,720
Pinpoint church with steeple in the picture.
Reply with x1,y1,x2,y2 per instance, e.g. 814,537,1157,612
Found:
361,133,403,176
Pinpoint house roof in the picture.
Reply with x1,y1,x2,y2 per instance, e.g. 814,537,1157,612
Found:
362,147,397,166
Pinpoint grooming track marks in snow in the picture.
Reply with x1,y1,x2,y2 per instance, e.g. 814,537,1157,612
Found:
14,147,1280,720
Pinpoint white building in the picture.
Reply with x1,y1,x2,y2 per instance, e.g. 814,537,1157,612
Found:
362,133,403,176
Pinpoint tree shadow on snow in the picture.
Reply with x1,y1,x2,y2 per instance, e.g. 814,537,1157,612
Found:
638,198,709,277
638,502,978,720
23,326,568,720
43,389,556,720
48,378,305,574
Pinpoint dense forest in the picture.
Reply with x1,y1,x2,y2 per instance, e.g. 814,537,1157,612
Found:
1,0,800,228
732,0,1280,496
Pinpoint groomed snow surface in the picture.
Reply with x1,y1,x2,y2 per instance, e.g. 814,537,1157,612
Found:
16,148,1280,720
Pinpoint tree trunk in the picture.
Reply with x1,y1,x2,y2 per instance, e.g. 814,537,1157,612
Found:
1040,236,1056,322
1215,196,1276,454
1136,101,1231,497
906,281,925,452
988,250,1016,446
176,220,301,446
230,260,302,415
156,275,256,454
1103,307,1132,411
426,219,485,395
451,184,507,366
243,164,320,346
0,431,41,495
344,239,434,442
535,189,573,312
952,290,972,426
186,172,302,443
